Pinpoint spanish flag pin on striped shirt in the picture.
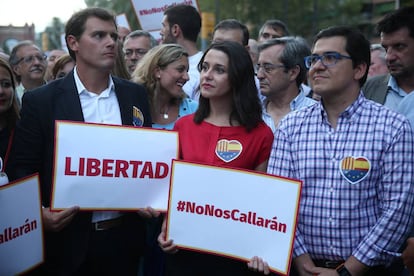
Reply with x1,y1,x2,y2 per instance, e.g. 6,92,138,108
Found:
340,156,371,184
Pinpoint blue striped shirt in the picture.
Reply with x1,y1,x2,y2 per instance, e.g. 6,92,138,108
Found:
267,93,414,266
262,86,316,133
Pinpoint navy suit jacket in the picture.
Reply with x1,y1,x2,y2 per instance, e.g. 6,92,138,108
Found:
6,71,151,273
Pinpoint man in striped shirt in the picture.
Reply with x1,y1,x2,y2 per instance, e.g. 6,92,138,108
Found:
267,26,414,276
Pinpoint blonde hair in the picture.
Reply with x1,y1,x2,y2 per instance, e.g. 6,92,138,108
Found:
131,44,188,110
52,54,74,79
0,57,20,128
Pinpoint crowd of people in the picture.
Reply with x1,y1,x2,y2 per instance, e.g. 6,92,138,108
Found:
1,4,414,276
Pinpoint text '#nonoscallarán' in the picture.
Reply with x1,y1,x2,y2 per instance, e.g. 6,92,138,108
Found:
0,218,38,244
64,157,169,179
176,200,287,233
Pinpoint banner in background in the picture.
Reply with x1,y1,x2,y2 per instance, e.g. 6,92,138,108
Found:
131,0,199,32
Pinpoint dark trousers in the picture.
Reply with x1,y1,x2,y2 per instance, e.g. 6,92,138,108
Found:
140,216,166,276
289,258,405,276
76,225,142,275
25,215,145,276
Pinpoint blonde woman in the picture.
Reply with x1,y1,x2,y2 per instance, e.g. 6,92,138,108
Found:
131,44,198,275
131,44,198,130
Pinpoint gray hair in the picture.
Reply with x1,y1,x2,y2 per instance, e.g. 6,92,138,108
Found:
124,30,158,48
258,36,310,86
370,43,386,62
9,40,40,66
9,40,42,83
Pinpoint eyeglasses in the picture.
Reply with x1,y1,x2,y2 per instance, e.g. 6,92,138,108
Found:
16,54,47,65
256,63,286,74
304,52,352,69
124,48,148,58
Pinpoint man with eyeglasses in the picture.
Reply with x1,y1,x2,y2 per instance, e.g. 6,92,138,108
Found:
123,30,157,75
267,26,414,276
9,40,47,104
257,36,316,133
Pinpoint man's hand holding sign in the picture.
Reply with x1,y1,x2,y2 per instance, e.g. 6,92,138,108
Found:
42,206,80,232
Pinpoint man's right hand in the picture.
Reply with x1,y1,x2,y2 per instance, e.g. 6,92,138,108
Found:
402,237,414,274
42,206,80,232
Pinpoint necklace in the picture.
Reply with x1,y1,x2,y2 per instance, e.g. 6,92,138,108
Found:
160,105,170,119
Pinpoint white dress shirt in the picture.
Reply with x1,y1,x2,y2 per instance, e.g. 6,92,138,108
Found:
74,67,122,223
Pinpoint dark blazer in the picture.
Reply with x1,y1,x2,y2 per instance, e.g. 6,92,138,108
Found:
6,71,151,274
362,74,390,105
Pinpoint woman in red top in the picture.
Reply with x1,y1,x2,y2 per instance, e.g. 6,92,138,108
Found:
158,41,274,275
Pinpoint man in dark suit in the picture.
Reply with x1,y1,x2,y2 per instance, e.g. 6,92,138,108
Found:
363,8,414,275
363,7,414,110
363,74,389,105
7,7,151,275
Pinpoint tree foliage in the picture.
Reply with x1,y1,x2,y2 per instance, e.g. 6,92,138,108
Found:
198,0,363,41
85,0,364,41
43,17,65,50
44,0,411,49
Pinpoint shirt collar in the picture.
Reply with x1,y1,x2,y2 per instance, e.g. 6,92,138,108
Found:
263,86,308,113
387,75,408,97
319,92,365,124
73,66,115,96
290,86,307,110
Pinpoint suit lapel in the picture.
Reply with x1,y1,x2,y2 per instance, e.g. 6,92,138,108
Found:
54,74,138,125
54,71,84,122
113,78,132,126
379,74,390,105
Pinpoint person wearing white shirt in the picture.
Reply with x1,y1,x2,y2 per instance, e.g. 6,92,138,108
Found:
6,8,152,275
160,4,202,101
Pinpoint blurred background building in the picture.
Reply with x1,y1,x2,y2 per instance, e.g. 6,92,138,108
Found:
0,24,35,54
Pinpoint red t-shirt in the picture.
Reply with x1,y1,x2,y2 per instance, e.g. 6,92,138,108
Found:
173,114,274,170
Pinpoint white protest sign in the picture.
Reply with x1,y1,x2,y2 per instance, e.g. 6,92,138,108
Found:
0,157,9,186
52,121,178,211
0,174,43,275
131,0,199,32
167,160,302,275
116,13,130,29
